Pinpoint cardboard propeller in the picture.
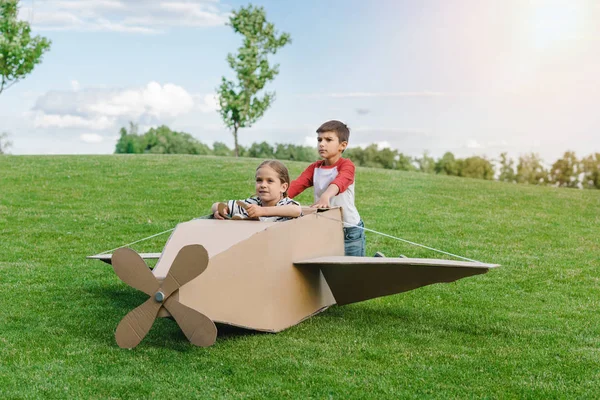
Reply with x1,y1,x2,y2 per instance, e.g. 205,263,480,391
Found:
112,244,217,348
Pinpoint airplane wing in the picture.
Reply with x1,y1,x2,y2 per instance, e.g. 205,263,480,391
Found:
293,257,498,305
87,253,162,265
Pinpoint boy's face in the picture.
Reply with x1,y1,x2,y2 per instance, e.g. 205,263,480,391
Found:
317,131,347,161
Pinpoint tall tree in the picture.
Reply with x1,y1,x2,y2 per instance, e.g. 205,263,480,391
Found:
217,5,291,157
550,151,580,188
582,153,600,189
435,152,459,176
498,152,516,183
516,153,548,185
416,151,435,174
0,0,51,94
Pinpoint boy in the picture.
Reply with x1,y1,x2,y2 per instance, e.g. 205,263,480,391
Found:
288,120,365,256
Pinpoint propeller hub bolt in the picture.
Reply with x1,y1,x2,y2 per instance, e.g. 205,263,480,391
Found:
154,291,165,303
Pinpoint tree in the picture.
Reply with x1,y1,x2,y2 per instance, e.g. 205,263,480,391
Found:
212,141,233,156
0,0,51,94
396,153,416,172
582,153,600,189
274,143,317,162
416,151,435,174
144,126,211,155
115,122,144,154
550,151,580,188
435,152,459,176
516,153,548,185
459,156,494,180
0,131,11,154
498,152,516,183
114,124,211,155
217,5,291,157
247,141,274,159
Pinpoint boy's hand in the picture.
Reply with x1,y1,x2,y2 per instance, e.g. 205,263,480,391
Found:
246,204,265,218
311,195,331,209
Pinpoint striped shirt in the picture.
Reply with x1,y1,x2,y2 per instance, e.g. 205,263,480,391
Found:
225,196,301,222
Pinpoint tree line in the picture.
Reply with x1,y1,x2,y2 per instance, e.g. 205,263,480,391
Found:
114,124,600,190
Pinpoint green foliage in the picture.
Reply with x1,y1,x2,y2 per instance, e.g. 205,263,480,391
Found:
396,152,417,172
459,156,494,180
212,141,233,157
0,0,51,94
217,5,291,157
550,151,581,188
0,131,11,154
109,122,599,190
497,152,516,183
246,141,274,159
273,143,317,162
1,155,599,398
516,153,548,185
581,153,600,189
435,152,459,176
144,126,211,155
114,124,211,155
345,145,409,170
416,151,436,174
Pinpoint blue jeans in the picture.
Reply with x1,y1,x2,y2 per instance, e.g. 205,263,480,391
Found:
344,220,366,256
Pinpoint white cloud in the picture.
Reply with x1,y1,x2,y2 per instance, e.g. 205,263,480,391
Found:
33,113,115,130
351,141,393,150
32,82,212,131
80,133,104,143
195,94,220,113
466,140,483,149
70,80,80,91
19,0,229,34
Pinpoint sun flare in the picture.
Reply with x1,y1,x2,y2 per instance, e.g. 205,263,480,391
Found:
528,0,588,50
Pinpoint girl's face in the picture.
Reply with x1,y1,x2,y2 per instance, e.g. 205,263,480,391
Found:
255,166,288,206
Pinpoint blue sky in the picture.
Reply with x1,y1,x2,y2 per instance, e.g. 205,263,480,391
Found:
1,0,598,163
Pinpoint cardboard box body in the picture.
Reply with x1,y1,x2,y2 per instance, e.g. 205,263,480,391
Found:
152,209,344,332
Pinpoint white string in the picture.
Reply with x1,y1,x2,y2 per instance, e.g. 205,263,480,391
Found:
315,213,484,264
94,214,484,264
96,227,175,255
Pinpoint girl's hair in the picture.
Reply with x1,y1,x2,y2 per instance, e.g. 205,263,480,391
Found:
256,159,291,197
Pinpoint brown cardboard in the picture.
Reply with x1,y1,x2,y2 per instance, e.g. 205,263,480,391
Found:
87,252,161,265
294,257,497,305
92,207,499,347
111,245,217,348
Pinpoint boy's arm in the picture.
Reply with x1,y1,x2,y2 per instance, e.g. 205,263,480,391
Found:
312,159,355,208
288,163,318,198
312,184,339,208
330,159,355,194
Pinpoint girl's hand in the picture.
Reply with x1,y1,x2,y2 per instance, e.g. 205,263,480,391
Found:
246,204,265,218
214,206,229,220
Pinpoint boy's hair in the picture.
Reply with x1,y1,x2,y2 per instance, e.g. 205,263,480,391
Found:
316,120,350,143
256,159,291,197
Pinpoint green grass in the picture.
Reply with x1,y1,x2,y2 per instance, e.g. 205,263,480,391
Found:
1,155,598,399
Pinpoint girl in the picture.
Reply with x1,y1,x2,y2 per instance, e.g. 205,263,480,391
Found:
211,160,302,222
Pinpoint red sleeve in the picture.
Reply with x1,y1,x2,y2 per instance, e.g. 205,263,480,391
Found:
288,162,319,199
331,158,355,194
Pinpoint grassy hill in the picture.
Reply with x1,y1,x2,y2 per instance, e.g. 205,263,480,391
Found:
0,155,598,398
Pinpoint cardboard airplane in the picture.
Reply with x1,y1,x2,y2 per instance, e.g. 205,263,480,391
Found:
88,208,499,348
